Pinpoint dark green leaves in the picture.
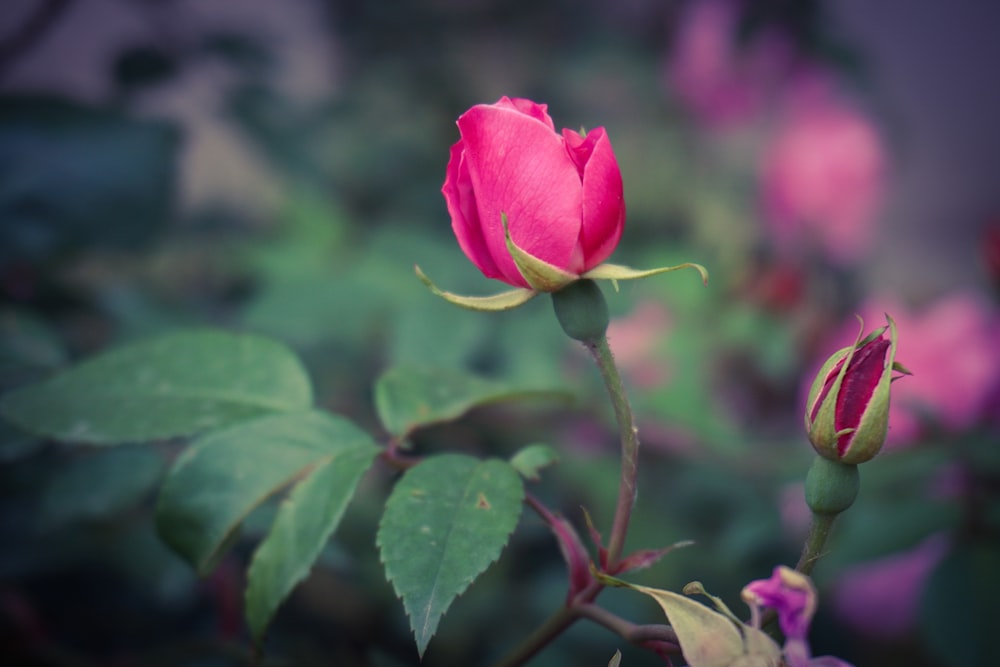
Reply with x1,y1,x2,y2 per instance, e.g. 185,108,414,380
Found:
244,437,379,640
378,455,524,655
374,365,568,438
2,326,546,654
1,330,312,444
156,409,379,640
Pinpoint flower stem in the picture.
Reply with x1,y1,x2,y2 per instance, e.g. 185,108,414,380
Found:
585,335,641,569
576,603,679,650
795,511,839,576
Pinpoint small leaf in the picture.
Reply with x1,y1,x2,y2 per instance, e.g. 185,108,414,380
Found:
156,410,376,576
1,329,313,444
374,366,568,438
245,428,379,641
378,455,524,656
509,443,559,481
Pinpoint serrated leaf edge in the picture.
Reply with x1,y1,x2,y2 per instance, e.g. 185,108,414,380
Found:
244,444,378,641
376,457,524,655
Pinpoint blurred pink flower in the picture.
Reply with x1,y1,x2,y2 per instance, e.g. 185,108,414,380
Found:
665,0,791,127
831,534,949,640
606,300,673,389
805,293,1000,447
759,81,886,265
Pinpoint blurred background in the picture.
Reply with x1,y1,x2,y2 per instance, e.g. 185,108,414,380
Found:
1,1,999,666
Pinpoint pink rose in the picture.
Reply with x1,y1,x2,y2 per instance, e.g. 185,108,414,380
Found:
805,293,1000,447
805,317,900,464
442,97,625,289
759,83,886,265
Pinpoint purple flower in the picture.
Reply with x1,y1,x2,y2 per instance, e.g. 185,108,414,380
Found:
743,566,854,667
743,566,816,640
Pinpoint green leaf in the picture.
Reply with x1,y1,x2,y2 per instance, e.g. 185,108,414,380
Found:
374,366,567,438
509,443,559,481
39,446,165,528
0,329,313,444
155,410,378,577
245,433,379,641
377,455,524,656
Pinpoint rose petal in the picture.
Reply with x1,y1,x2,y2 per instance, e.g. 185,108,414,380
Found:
573,128,625,270
500,96,556,131
457,102,584,284
443,140,503,280
835,337,890,455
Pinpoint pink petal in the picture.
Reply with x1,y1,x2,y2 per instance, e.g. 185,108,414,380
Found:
443,140,503,280
835,337,890,456
499,96,556,132
571,127,625,270
458,102,584,283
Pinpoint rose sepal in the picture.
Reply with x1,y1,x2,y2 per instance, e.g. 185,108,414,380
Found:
414,265,538,311
501,213,579,292
582,261,709,289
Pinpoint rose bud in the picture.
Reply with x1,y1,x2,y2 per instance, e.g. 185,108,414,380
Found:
805,315,907,464
441,96,625,292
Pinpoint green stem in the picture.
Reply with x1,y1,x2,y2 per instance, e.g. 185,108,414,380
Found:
495,287,644,667
585,335,641,569
795,511,839,576
759,510,841,634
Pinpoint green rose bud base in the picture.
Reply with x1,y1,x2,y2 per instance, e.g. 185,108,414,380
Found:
551,279,609,343
804,455,860,515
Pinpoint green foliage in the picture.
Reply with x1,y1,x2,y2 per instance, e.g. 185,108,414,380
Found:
374,365,568,439
0,329,313,444
243,416,380,641
155,410,377,575
377,455,525,656
509,443,560,481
